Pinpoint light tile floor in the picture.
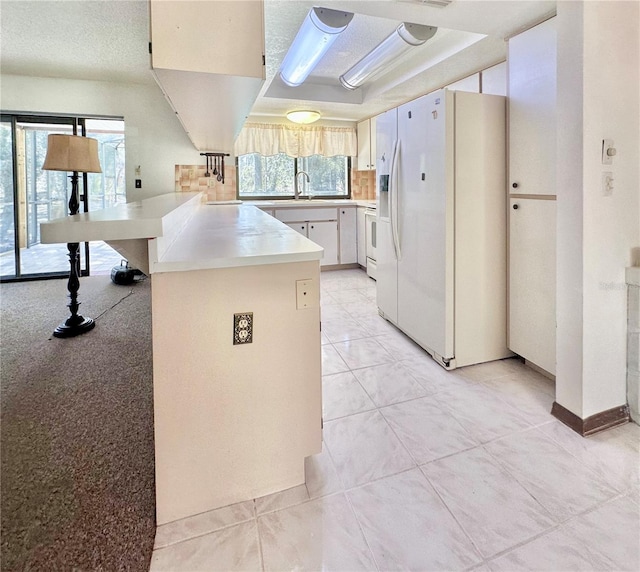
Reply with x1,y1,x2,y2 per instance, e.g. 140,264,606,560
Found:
0,240,123,277
149,268,640,572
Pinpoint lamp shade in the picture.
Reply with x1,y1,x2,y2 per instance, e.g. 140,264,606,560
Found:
279,7,353,87
286,110,321,124
42,134,102,173
340,23,437,90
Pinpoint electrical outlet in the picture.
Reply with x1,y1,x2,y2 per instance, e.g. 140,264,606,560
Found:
233,312,253,345
602,171,614,196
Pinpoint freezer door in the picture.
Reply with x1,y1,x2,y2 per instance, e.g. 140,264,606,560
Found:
375,108,398,323
396,90,454,359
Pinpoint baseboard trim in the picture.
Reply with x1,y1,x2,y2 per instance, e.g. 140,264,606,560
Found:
321,263,360,271
551,402,630,436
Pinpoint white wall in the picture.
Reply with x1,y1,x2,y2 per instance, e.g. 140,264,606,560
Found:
481,62,507,96
556,1,640,418
0,75,200,201
445,73,480,93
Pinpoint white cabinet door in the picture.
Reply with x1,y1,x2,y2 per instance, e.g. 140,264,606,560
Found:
357,206,366,266
369,116,377,171
509,198,556,374
286,222,307,236
356,118,378,170
309,221,339,266
339,207,357,264
508,17,556,196
356,120,371,170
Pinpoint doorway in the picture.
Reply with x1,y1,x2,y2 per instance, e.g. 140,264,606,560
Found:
0,114,126,281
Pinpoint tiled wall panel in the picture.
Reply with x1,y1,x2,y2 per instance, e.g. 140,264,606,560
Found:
175,164,237,202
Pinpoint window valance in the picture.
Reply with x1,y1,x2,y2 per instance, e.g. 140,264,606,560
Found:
234,123,357,158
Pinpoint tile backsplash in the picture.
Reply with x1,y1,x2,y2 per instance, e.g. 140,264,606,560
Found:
176,164,376,202
175,164,237,202
351,169,376,201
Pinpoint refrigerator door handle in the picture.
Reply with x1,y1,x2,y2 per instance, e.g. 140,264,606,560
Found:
390,138,402,261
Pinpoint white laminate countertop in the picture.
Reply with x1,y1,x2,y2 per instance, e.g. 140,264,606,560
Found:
40,191,203,244
152,204,323,273
39,192,324,273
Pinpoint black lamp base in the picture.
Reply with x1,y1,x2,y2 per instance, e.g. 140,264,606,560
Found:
53,315,95,338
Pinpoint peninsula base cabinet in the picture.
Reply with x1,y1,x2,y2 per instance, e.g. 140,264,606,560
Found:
152,260,322,525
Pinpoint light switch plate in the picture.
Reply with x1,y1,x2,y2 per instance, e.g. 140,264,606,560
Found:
296,279,318,310
602,139,615,165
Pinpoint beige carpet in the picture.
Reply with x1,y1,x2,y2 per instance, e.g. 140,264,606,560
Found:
1,275,155,571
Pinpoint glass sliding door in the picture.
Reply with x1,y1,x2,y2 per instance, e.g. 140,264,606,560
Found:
21,120,77,275
17,118,79,276
0,114,125,281
81,118,126,275
0,119,16,277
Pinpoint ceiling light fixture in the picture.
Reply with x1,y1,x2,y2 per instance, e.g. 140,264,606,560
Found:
286,110,321,124
279,7,354,87
339,23,437,90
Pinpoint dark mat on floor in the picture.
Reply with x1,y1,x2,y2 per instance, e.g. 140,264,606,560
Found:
1,276,155,571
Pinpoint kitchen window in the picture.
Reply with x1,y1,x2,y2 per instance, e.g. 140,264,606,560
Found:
237,153,350,200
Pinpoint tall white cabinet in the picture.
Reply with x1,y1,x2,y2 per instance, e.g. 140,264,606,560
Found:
356,117,377,170
508,17,557,374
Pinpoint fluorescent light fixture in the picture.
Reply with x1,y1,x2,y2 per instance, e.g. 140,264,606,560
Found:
340,23,437,90
286,110,321,124
280,7,353,87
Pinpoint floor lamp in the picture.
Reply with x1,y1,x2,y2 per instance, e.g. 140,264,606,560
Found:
42,134,102,338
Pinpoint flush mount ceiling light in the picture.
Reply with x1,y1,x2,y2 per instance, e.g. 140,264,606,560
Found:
279,7,354,87
286,110,321,124
340,23,438,90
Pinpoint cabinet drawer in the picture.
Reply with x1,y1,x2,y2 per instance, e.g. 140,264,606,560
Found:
275,207,337,223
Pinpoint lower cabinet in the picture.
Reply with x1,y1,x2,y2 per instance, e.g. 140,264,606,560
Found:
339,207,357,264
356,206,366,267
509,197,556,374
275,205,358,267
286,221,339,266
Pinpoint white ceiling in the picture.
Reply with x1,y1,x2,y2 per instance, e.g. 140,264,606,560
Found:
0,0,556,124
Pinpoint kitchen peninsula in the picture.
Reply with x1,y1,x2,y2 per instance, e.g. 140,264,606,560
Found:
41,192,323,525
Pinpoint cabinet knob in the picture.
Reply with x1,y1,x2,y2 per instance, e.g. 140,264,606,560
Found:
311,225,314,229
513,204,519,210
512,182,519,189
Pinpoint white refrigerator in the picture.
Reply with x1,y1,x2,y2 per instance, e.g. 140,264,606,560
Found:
376,89,510,370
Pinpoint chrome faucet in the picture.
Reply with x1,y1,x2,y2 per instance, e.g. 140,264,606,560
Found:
294,171,310,199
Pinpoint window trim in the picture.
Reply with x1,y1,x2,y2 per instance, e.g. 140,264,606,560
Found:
236,155,352,201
